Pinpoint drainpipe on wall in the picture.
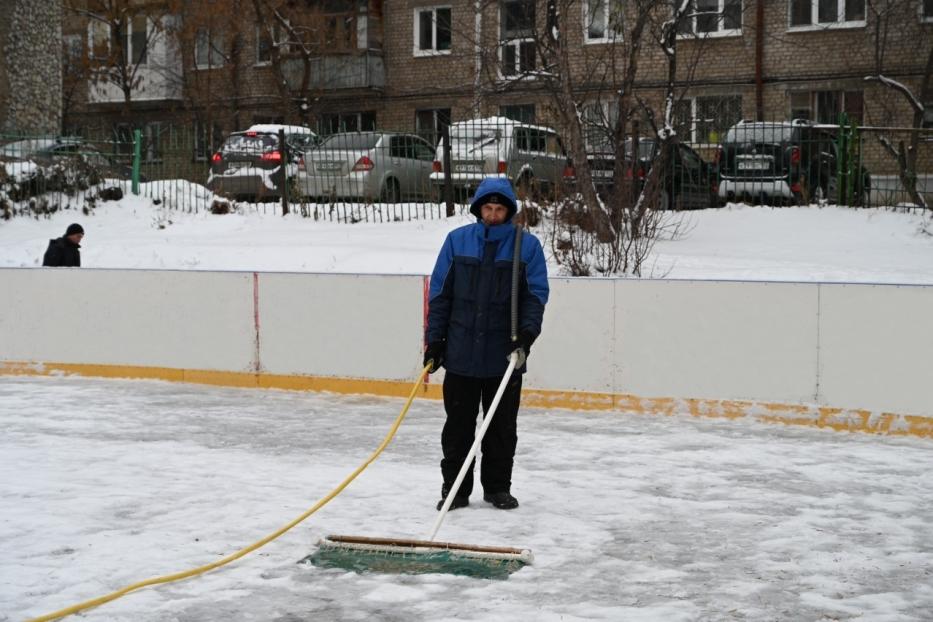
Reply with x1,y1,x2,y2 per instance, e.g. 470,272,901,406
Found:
473,0,482,116
755,0,764,121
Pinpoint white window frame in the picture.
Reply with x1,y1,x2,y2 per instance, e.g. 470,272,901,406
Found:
121,15,150,66
498,37,536,77
678,0,743,39
195,27,225,69
788,0,867,31
922,0,933,23
676,94,742,146
498,0,537,79
583,0,624,44
413,6,452,56
255,22,287,66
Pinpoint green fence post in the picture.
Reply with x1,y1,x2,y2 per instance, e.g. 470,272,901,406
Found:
132,128,142,195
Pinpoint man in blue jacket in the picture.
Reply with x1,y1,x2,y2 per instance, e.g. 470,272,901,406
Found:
423,177,549,511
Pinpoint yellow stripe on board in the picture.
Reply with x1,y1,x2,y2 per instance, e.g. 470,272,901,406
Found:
2,361,930,439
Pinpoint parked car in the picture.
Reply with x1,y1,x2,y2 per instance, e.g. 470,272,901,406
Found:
298,131,436,202
717,120,870,205
563,138,720,210
429,117,567,200
0,137,141,180
207,124,318,201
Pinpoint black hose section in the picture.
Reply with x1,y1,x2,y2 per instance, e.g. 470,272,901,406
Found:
510,222,523,343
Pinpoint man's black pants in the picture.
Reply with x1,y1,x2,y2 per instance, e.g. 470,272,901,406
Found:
440,371,523,497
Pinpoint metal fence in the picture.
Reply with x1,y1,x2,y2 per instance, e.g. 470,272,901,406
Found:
2,119,931,220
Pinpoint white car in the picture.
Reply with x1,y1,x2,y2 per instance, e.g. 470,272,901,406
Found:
429,116,566,199
298,132,436,203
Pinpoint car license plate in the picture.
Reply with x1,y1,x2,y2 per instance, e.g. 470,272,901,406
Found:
455,163,483,173
592,169,614,178
316,162,343,172
737,158,770,171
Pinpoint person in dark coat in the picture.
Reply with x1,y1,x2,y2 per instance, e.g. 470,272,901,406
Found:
423,177,549,511
42,223,84,267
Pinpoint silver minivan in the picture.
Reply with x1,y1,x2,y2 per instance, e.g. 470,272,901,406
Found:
298,132,437,202
429,117,566,198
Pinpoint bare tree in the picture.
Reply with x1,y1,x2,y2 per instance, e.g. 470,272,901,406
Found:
864,0,932,209
471,0,723,275
64,0,182,119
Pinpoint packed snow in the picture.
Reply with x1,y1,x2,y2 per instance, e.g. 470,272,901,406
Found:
2,185,932,620
0,182,931,283
2,375,932,621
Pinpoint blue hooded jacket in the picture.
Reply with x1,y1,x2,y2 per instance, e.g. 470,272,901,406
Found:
426,177,549,378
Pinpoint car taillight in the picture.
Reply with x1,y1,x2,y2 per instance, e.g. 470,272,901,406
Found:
352,155,374,172
497,160,507,174
261,150,282,163
211,152,222,163
432,160,442,173
298,157,305,171
626,166,645,179
791,181,801,193
562,165,575,179
790,146,800,166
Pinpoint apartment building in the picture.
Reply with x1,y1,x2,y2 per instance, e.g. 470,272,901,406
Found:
60,1,931,173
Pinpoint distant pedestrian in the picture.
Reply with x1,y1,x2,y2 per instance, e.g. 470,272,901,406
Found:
42,223,84,267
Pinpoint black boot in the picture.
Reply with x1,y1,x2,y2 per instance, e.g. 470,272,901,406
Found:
437,485,469,511
483,491,519,510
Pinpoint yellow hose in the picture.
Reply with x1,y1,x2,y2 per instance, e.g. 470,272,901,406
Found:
28,365,432,622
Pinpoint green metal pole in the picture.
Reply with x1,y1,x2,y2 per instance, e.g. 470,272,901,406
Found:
836,113,847,206
132,128,142,195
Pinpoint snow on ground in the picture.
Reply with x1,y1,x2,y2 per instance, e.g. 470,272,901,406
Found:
2,375,932,621
1,186,931,283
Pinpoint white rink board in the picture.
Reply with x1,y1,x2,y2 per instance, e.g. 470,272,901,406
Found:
258,273,425,380
1,268,931,417
614,280,820,403
0,268,255,371
523,278,615,393
818,283,933,413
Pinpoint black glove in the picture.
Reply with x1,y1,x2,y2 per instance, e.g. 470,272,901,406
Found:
423,341,445,373
508,332,536,368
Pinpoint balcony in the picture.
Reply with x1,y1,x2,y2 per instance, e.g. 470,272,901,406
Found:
281,51,385,92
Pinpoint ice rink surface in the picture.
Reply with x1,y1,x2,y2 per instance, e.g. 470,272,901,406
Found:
2,375,931,622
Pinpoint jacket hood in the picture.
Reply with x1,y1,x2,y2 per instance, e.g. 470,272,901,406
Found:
469,177,518,222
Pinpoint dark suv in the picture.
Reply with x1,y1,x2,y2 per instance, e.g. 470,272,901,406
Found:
717,120,870,205
564,138,719,210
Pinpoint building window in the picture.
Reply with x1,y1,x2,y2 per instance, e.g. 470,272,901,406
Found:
790,90,863,124
63,34,84,71
500,0,536,76
790,0,866,28
320,111,377,135
416,108,451,145
195,120,224,161
414,7,451,55
678,0,742,37
923,0,933,21
582,100,619,150
499,104,535,123
584,0,624,43
94,16,149,65
141,122,162,163
256,23,287,65
674,95,742,144
195,28,225,68
89,20,110,60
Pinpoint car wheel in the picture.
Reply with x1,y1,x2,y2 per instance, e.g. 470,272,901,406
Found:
381,178,401,203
